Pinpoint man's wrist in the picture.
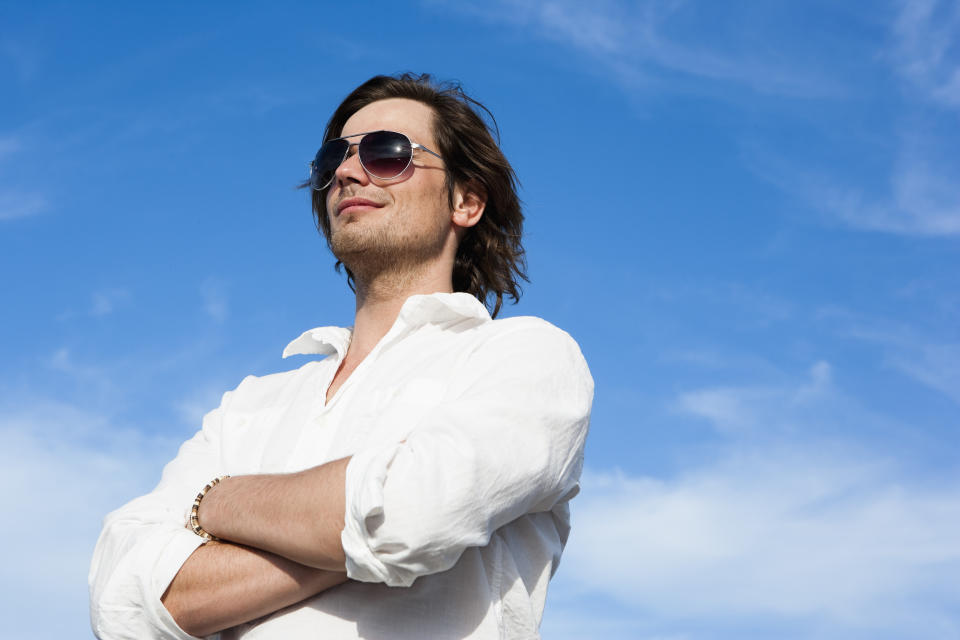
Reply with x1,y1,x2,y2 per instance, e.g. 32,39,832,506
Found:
191,475,230,541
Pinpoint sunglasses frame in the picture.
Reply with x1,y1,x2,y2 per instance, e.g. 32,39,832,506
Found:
310,130,443,191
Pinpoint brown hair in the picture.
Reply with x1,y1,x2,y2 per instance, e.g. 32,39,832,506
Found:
307,73,527,318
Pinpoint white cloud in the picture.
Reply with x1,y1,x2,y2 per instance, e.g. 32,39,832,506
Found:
676,386,755,433
0,400,183,639
559,451,960,636
0,189,47,221
553,348,960,636
675,360,837,435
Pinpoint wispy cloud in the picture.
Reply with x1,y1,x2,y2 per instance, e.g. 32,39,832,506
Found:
696,2,960,238
435,0,838,98
200,276,229,323
0,37,40,81
891,0,960,108
0,189,47,221
0,135,22,160
175,384,230,428
891,343,960,404
822,308,960,405
47,347,117,401
56,288,133,321
747,134,960,236
750,1,960,237
650,278,795,329
559,451,960,636
49,347,101,378
832,139,960,235
674,360,852,436
89,288,131,317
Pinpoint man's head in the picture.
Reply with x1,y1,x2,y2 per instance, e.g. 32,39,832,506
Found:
309,73,526,317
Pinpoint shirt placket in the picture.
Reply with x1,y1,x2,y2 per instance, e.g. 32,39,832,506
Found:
285,318,422,470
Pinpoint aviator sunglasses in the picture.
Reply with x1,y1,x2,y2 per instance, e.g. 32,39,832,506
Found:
310,130,443,190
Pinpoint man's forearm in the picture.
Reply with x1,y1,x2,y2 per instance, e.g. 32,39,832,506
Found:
162,540,347,637
198,456,350,571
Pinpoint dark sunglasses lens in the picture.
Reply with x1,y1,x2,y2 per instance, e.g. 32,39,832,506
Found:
360,131,411,179
311,139,348,189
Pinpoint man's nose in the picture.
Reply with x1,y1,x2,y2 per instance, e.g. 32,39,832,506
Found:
334,145,368,187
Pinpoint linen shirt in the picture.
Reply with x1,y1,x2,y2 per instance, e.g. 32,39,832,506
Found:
89,292,593,640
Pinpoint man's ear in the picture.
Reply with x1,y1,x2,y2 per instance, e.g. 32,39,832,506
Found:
451,181,486,230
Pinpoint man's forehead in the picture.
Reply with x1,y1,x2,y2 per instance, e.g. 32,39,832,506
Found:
340,98,436,143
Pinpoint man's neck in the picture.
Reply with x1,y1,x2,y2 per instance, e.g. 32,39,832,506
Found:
347,266,453,364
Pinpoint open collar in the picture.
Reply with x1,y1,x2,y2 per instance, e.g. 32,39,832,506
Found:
282,292,490,358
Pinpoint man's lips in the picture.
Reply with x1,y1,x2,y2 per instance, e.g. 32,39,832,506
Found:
337,197,385,215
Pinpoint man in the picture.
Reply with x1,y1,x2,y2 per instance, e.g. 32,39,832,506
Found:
89,73,593,639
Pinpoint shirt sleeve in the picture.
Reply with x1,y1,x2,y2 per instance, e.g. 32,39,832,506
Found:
88,391,233,640
341,322,593,587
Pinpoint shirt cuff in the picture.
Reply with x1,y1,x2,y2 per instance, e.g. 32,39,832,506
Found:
149,529,209,639
341,443,411,586
92,527,207,640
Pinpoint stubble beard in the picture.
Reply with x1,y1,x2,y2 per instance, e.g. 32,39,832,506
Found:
329,213,448,291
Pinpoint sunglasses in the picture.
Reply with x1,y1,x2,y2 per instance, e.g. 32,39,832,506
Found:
309,130,443,191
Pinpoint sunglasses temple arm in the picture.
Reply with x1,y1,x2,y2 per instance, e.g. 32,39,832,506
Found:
411,143,442,160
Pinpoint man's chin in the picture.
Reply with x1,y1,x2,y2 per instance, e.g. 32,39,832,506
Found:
332,243,401,275
330,230,380,259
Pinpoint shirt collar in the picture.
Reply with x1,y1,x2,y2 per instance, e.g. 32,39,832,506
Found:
282,292,490,358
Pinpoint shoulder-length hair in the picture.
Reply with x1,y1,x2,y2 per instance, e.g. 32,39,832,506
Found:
307,73,527,318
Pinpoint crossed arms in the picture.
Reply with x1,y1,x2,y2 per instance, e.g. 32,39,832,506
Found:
160,457,352,636
89,323,593,639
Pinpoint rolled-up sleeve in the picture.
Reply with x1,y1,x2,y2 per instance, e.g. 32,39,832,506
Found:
342,322,593,587
89,391,232,640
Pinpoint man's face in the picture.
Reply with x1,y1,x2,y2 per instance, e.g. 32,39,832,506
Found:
325,98,451,279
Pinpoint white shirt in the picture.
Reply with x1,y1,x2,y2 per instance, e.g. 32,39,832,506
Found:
89,292,593,640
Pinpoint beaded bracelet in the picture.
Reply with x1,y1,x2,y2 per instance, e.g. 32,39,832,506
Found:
189,475,230,541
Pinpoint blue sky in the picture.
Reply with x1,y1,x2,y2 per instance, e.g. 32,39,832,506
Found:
2,1,959,638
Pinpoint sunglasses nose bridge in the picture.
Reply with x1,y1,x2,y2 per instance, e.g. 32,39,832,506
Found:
332,141,370,186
